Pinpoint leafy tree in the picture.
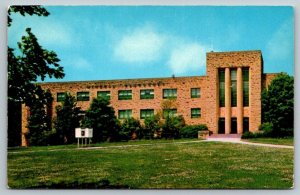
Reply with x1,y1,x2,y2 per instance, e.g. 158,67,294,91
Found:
143,114,162,139
8,6,65,146
162,115,185,139
262,73,294,137
54,94,82,144
119,118,142,140
26,92,53,146
82,98,119,142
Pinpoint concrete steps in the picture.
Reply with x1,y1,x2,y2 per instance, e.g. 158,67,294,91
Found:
207,134,242,142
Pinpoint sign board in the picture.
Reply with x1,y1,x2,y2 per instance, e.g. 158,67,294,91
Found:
75,128,93,138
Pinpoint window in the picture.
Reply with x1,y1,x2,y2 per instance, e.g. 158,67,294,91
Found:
191,88,200,98
118,110,132,119
219,69,225,107
191,108,201,118
77,92,89,101
118,90,132,100
243,68,249,107
57,92,66,102
140,89,154,99
163,109,177,118
231,117,237,134
231,69,237,107
97,91,110,100
140,109,154,119
163,89,177,99
218,118,225,134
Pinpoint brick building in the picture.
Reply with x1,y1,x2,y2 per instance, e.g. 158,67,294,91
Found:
21,50,277,146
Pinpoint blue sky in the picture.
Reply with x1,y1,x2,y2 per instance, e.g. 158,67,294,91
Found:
8,6,294,82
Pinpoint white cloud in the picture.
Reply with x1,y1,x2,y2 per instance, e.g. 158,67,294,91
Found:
168,43,210,74
114,25,166,63
266,19,293,60
64,57,93,72
32,21,73,47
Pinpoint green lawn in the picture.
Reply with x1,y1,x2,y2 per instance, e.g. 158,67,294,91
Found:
242,138,294,146
7,140,293,189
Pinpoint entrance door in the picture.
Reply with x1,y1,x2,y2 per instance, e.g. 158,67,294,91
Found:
243,117,249,133
231,118,237,134
218,118,225,134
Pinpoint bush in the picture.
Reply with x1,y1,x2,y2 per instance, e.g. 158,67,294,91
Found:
143,114,162,139
259,122,273,136
180,124,208,138
241,131,265,139
162,115,185,139
119,118,142,141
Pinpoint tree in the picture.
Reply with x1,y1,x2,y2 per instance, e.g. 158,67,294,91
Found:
54,94,82,144
26,92,53,146
144,114,162,139
119,118,142,140
162,115,185,139
8,6,65,146
262,73,294,137
82,98,119,142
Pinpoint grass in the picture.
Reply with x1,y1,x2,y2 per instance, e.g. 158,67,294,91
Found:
242,137,294,146
7,140,293,189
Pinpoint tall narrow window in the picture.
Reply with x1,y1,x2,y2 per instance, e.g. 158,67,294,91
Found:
231,69,237,107
243,68,249,107
243,117,249,133
219,69,225,107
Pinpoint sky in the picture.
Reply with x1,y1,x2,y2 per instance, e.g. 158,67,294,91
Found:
8,6,294,82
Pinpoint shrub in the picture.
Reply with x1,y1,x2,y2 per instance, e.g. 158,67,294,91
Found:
143,114,162,139
259,122,273,136
119,118,142,141
162,115,185,139
180,124,208,138
241,131,265,139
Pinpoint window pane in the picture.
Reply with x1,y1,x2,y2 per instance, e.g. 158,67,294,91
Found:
119,110,132,119
140,89,154,99
77,92,89,101
97,91,110,100
140,109,154,119
57,92,66,102
231,69,237,107
243,68,249,106
191,108,201,118
163,89,177,99
118,90,132,100
219,69,225,107
191,88,200,98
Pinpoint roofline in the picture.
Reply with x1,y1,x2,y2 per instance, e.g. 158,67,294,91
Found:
207,50,262,54
37,75,207,85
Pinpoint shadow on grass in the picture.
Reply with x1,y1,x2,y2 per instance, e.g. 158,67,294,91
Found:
27,179,130,189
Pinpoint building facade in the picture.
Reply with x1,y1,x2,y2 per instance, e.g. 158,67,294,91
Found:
21,50,277,146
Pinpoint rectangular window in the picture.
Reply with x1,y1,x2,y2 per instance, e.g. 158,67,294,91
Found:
77,92,89,101
191,108,201,118
191,88,200,98
231,117,237,134
57,92,66,102
97,91,110,100
219,69,225,107
118,110,132,119
243,68,249,107
163,89,177,99
140,109,154,119
163,109,177,118
140,89,154,99
118,90,132,100
231,69,237,107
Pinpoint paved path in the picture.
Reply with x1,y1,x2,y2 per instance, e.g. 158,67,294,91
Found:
8,139,293,154
204,139,294,149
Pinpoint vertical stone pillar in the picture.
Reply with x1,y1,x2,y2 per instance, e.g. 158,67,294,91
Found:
225,68,231,134
237,67,243,134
